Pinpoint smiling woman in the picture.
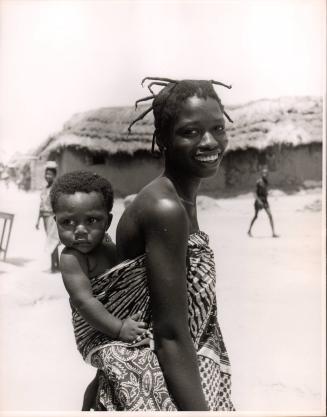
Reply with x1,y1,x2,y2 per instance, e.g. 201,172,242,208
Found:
164,94,228,182
80,79,235,411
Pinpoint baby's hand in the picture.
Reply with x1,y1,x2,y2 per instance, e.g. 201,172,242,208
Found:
118,312,147,343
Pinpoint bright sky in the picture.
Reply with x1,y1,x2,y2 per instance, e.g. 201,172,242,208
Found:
0,0,325,161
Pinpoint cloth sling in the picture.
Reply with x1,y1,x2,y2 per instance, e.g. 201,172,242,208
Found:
71,231,234,411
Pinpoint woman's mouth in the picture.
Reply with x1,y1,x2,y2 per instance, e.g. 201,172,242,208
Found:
194,152,221,163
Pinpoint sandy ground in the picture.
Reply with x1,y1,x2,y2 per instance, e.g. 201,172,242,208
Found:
0,182,325,414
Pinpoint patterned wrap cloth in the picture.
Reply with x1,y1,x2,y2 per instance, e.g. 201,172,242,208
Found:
39,186,60,254
71,231,234,411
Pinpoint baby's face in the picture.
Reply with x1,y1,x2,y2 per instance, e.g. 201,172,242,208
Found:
55,191,110,254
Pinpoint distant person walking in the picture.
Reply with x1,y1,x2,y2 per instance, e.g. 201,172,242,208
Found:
248,166,279,238
35,161,60,272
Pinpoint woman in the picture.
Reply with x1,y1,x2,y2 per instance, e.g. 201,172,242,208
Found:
82,78,234,411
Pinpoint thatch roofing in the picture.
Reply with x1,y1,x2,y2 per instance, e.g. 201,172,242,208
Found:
39,96,323,157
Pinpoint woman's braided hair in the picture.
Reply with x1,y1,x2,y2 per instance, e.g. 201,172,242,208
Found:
128,77,233,153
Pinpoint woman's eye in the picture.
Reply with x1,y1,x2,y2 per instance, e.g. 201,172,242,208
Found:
213,125,224,132
182,128,199,137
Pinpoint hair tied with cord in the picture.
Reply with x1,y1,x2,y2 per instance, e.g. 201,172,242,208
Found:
128,77,233,154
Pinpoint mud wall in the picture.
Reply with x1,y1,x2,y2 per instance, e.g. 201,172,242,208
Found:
48,143,322,197
54,148,163,196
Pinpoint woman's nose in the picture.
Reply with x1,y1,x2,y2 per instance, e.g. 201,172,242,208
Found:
200,131,228,150
199,131,217,149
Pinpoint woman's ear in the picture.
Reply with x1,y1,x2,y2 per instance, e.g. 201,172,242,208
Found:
156,135,169,155
106,213,113,230
155,131,166,153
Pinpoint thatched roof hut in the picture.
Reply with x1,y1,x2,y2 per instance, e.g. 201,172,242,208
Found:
33,96,322,196
39,96,322,157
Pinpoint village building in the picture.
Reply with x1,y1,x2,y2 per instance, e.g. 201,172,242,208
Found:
34,96,322,197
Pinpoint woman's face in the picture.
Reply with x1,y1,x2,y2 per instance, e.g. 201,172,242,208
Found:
165,96,228,179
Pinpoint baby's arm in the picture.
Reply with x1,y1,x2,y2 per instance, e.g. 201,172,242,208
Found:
60,249,146,341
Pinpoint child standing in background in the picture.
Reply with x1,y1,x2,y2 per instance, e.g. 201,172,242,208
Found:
35,161,60,272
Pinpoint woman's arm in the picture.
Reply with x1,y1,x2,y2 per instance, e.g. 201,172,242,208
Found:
60,249,146,341
143,200,208,411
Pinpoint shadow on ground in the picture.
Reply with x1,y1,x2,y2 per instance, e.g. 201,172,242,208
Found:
1,257,33,267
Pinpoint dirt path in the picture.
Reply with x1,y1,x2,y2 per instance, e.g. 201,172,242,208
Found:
0,184,324,413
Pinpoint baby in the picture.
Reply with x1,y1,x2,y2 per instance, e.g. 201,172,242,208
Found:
50,170,146,409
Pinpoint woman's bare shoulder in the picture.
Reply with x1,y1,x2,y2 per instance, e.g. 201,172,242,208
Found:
117,177,188,246
135,177,183,214
131,178,188,234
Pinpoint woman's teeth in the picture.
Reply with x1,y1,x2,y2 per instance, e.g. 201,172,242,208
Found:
195,154,219,162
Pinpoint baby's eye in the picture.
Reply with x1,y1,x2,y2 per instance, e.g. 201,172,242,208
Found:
88,217,98,224
61,219,75,226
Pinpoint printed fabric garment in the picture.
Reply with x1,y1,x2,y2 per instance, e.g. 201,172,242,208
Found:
39,186,53,216
43,215,60,254
39,186,60,254
71,231,234,411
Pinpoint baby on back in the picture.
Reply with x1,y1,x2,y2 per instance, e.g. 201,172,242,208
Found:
50,171,146,344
